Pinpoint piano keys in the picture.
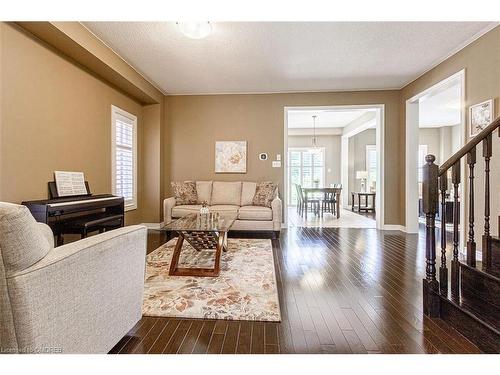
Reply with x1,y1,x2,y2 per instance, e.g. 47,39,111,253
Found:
23,184,125,246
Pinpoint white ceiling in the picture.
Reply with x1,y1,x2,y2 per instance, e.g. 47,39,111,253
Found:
83,22,496,95
288,109,373,128
419,82,461,128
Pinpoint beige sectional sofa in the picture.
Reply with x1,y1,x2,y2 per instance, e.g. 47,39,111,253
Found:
164,181,282,234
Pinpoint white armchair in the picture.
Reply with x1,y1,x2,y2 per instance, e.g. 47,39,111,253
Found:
0,202,147,353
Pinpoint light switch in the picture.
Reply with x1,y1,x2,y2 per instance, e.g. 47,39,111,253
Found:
276,154,281,161
272,161,281,168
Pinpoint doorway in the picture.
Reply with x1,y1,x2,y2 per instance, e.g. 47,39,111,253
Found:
283,105,385,229
405,70,465,241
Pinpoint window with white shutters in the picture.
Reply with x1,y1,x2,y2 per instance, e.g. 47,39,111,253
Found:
365,145,377,192
111,106,137,210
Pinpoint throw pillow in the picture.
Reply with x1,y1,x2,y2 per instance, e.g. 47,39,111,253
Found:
252,182,277,208
171,181,198,205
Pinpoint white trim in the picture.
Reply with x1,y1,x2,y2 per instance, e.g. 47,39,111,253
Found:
405,69,466,249
111,105,138,212
383,225,406,232
284,104,385,229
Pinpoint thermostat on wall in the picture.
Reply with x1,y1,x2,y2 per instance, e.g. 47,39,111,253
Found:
259,153,268,161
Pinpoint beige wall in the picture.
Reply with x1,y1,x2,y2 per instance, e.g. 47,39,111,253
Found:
419,128,442,164
0,23,147,224
400,25,500,237
287,135,342,187
164,90,402,225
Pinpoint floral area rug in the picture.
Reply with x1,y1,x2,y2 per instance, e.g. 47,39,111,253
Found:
142,238,281,322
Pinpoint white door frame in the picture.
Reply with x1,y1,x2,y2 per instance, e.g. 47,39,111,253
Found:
283,104,385,230
405,69,466,243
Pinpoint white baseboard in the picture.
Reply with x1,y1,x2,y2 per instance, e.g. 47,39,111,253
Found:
383,225,406,232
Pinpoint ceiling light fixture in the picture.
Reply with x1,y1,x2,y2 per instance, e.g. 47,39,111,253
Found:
177,22,212,39
311,115,319,149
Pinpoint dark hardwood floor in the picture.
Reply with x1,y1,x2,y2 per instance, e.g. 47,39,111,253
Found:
110,227,481,354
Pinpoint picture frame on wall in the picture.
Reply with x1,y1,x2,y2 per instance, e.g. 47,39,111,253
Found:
469,99,495,137
215,141,247,173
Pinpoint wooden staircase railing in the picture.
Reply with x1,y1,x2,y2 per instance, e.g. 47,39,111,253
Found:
422,115,500,317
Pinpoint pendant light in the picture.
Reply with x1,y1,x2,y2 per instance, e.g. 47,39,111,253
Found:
311,115,319,149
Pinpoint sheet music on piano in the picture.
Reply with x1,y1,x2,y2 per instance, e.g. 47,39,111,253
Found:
54,171,88,197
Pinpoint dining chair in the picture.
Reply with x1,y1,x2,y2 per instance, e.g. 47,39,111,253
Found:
294,184,303,215
297,184,320,217
322,184,342,217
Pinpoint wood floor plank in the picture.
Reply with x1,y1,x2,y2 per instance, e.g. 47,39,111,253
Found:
236,321,252,354
177,320,204,354
221,321,240,354
148,320,180,354
192,321,216,354
250,322,265,354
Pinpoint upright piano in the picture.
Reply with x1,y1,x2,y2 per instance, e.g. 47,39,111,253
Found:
23,181,124,246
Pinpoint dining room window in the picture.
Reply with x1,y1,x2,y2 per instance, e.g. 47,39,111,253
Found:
365,145,377,192
288,147,325,205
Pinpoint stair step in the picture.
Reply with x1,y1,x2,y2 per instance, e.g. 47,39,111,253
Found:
461,299,500,330
439,295,500,353
460,262,500,311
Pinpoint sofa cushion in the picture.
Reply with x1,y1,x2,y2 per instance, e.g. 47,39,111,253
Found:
241,182,257,206
209,205,239,219
196,181,213,204
171,181,198,205
252,182,277,208
238,206,273,221
0,202,52,274
172,204,202,218
211,182,242,206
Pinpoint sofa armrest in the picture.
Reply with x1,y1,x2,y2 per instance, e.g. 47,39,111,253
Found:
271,196,282,232
163,197,177,224
7,225,147,353
36,222,55,249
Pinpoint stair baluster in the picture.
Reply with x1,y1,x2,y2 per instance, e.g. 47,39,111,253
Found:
482,133,492,271
422,155,440,317
451,161,460,299
439,173,448,295
467,148,476,267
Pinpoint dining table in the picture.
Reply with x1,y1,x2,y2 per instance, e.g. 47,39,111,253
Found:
302,186,342,219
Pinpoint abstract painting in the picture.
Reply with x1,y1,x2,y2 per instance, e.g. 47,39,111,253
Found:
469,99,495,137
215,141,247,173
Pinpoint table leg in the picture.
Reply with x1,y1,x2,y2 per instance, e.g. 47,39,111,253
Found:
168,234,184,275
213,234,224,276
304,191,308,219
336,193,341,219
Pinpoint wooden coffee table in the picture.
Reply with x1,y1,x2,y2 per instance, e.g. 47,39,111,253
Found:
161,213,235,277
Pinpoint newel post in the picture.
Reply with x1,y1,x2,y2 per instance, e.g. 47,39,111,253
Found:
422,154,440,317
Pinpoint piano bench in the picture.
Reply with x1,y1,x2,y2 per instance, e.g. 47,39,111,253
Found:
60,214,124,242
